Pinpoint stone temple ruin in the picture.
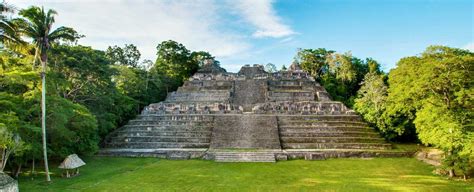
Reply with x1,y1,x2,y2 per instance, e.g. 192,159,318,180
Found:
101,60,407,162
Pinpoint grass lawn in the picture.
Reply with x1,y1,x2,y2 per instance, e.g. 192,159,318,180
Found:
18,157,472,192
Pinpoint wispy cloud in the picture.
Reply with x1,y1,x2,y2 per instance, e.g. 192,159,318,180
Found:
232,0,296,38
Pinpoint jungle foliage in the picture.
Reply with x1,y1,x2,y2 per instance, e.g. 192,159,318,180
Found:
0,4,214,176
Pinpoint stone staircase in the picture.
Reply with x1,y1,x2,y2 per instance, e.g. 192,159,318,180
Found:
214,151,276,162
104,114,213,150
267,80,315,102
277,115,391,150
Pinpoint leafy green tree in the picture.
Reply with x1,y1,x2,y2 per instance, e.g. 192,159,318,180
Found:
45,95,99,158
0,97,28,172
386,46,473,177
49,45,136,137
366,58,382,74
105,44,141,67
151,40,214,95
354,73,387,129
112,65,149,109
154,40,199,82
190,51,214,67
326,52,358,82
295,48,376,107
296,48,334,77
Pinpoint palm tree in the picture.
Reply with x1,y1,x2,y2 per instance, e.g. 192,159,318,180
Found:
17,6,81,182
0,2,25,47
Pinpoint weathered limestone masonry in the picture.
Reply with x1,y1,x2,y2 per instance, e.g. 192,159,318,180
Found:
101,60,409,162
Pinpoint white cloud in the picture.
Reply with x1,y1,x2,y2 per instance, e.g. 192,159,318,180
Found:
233,0,296,38
13,0,296,71
464,42,474,52
14,0,251,61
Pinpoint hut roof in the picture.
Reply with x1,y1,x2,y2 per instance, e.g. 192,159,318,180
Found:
58,154,86,169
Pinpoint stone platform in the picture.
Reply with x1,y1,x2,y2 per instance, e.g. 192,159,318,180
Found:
100,61,413,162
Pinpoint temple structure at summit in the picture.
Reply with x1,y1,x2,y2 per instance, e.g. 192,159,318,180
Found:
101,60,408,162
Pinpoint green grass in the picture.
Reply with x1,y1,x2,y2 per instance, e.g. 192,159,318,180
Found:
18,157,472,192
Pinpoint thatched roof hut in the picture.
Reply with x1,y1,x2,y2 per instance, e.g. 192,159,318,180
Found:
58,154,85,169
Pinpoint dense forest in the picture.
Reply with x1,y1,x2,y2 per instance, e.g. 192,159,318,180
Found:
1,3,472,179
296,46,473,178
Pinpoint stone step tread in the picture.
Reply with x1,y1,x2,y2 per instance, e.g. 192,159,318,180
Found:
214,152,276,162
278,120,367,124
214,152,276,154
283,142,391,145
215,160,276,162
130,121,213,124
279,128,376,132
107,138,210,143
134,118,211,121
136,114,361,117
110,136,211,139
107,141,210,144
282,143,392,150
113,130,212,133
269,90,313,93
279,125,371,128
279,131,379,134
123,124,212,127
283,149,395,152
105,143,210,148
214,155,275,157
118,127,212,131
280,136,385,140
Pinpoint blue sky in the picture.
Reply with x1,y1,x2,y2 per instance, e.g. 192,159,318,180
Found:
14,0,474,72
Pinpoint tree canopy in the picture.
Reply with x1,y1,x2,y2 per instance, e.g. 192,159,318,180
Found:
354,46,473,177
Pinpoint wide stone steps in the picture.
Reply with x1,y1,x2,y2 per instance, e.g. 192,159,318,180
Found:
278,121,368,126
282,143,392,150
279,126,375,132
119,125,212,132
108,136,210,143
110,131,212,137
280,131,380,137
280,137,385,143
127,120,213,126
106,142,210,149
278,115,389,150
214,152,276,162
136,116,214,121
277,115,362,121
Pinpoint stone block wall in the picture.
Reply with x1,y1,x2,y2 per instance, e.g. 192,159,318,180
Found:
232,80,268,111
210,114,281,149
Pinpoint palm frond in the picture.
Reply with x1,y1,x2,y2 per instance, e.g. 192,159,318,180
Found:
49,26,82,43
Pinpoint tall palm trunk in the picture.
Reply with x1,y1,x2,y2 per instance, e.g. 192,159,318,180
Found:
40,52,51,182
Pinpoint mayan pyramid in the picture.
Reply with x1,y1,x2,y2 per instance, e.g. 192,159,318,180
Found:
101,60,404,162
